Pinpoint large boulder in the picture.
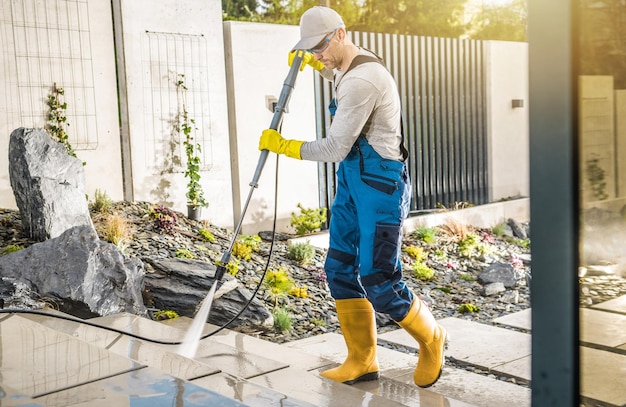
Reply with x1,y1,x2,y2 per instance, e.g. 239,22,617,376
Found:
142,257,273,329
0,225,146,317
8,128,94,241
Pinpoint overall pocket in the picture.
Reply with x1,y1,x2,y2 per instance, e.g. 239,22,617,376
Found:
372,222,402,270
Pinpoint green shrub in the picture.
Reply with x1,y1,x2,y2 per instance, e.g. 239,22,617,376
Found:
310,317,326,327
458,303,480,313
153,310,179,320
1,244,23,256
459,272,476,282
287,242,316,265
264,267,294,306
198,228,215,242
402,245,427,262
413,227,437,244
290,203,327,235
491,223,506,237
412,262,435,280
175,248,195,259
91,189,112,213
272,307,292,332
232,234,261,260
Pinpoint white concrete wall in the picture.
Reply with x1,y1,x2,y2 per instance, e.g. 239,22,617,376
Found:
114,0,233,227
0,0,123,206
484,41,530,201
223,21,321,235
0,6,531,234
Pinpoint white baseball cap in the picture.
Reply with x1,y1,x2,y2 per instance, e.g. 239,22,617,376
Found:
292,6,345,51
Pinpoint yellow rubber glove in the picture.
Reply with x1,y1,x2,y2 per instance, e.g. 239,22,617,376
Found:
288,50,325,72
259,129,304,160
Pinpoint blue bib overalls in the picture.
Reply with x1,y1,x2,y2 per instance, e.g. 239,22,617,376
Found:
324,135,414,321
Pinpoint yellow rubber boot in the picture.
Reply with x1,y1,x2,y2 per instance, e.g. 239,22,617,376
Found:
397,298,447,388
320,298,380,384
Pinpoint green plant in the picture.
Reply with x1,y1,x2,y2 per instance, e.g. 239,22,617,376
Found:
413,227,437,244
226,259,240,276
290,203,327,235
1,244,23,256
491,223,506,237
91,189,112,213
198,228,215,242
272,307,293,332
264,267,294,307
153,310,179,320
585,157,608,200
231,235,260,261
402,245,427,262
458,303,480,313
504,235,530,249
458,232,480,258
459,272,476,282
310,317,326,327
412,261,435,280
46,82,78,159
148,205,178,234
434,286,452,294
287,242,316,265
176,74,207,209
288,285,308,298
175,248,195,259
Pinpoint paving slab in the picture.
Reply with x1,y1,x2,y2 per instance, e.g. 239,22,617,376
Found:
0,314,144,398
591,294,626,314
580,308,626,348
21,309,122,347
192,371,318,407
493,308,531,331
379,318,532,381
581,346,626,406
26,311,221,381
35,366,247,407
249,366,407,406
393,365,530,407
287,333,475,406
352,375,475,407
165,318,335,371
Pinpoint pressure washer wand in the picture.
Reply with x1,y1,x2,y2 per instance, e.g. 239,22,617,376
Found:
215,52,305,281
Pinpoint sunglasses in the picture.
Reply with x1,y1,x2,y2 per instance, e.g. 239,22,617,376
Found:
308,29,337,54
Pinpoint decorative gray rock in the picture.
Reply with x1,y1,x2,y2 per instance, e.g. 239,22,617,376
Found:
507,218,527,239
0,225,146,317
482,282,506,296
478,263,519,288
142,257,273,330
8,128,94,241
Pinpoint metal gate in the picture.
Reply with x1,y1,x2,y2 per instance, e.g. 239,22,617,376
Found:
314,31,488,215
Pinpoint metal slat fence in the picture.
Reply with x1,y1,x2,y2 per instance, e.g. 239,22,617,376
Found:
315,31,488,215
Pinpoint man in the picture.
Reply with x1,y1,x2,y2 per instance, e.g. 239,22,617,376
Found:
258,6,447,388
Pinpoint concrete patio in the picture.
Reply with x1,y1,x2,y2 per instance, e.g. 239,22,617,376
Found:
0,293,623,406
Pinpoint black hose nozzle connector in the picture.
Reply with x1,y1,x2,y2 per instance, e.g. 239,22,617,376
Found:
215,263,227,281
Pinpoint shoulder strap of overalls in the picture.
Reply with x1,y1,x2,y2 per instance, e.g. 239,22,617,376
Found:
342,51,410,162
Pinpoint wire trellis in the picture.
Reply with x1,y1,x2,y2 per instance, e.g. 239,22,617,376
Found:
9,0,98,150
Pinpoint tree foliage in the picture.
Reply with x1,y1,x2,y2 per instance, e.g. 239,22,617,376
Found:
467,0,527,42
222,0,528,42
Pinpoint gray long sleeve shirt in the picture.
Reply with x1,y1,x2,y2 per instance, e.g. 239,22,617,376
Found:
300,49,404,163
